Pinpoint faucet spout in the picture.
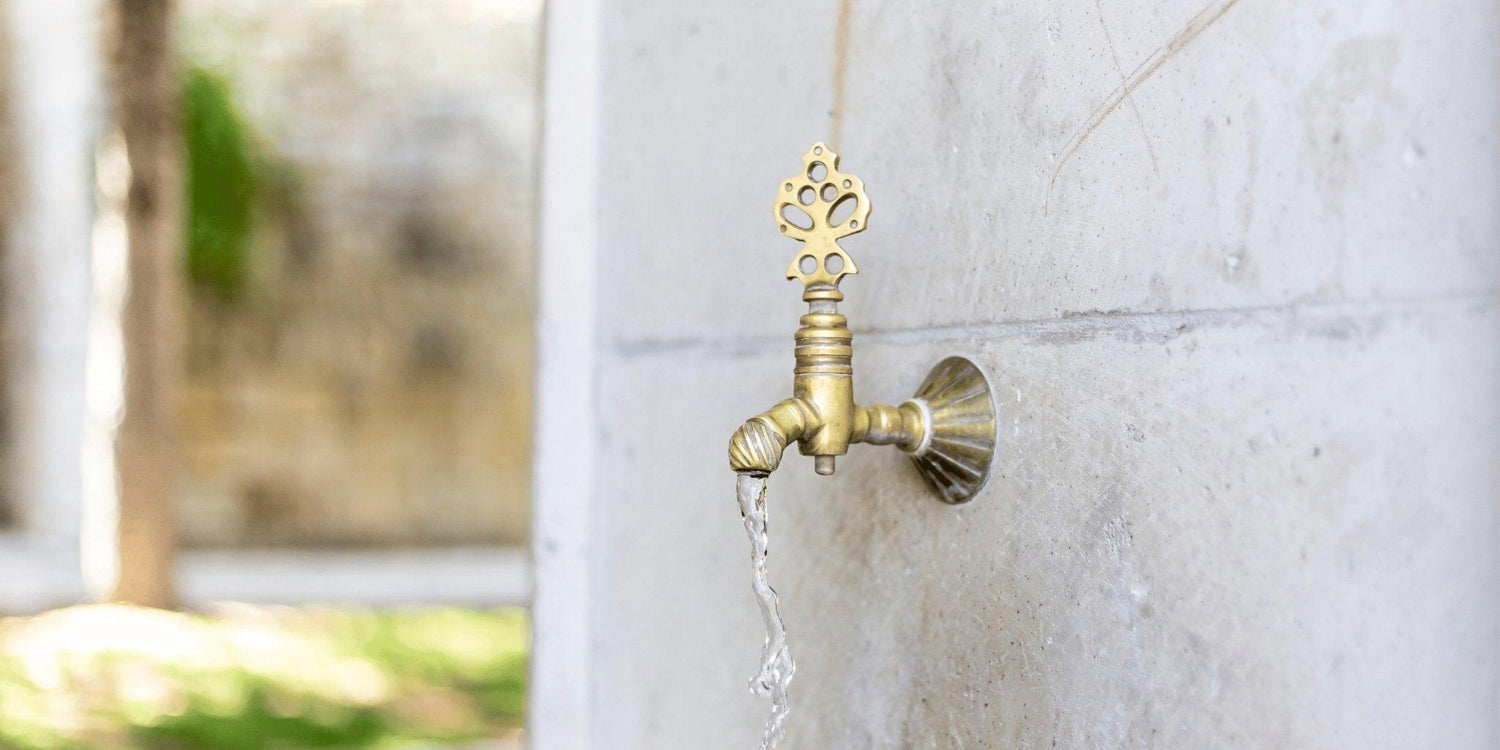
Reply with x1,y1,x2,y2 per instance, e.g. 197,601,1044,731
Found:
729,398,935,476
728,398,815,475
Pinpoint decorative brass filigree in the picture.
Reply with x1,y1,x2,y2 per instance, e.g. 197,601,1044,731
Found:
772,142,870,301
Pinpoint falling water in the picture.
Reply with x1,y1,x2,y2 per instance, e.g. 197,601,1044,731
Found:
736,473,795,749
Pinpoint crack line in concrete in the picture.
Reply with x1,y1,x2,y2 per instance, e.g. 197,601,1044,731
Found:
605,291,1499,359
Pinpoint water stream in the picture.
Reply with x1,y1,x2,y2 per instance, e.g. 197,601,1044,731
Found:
736,473,795,749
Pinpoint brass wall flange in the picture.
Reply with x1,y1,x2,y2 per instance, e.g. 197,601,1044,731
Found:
902,356,998,504
728,144,998,503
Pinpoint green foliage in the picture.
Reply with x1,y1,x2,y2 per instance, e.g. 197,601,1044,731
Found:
0,605,528,750
182,65,257,299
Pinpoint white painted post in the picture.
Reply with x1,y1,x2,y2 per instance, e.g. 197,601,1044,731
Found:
529,0,602,745
2,0,102,552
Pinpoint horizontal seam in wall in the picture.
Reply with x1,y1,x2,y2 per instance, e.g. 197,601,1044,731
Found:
605,290,1500,360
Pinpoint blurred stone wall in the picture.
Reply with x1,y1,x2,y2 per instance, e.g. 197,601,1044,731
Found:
176,0,540,547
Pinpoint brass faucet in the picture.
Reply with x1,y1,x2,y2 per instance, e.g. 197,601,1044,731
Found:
728,144,999,504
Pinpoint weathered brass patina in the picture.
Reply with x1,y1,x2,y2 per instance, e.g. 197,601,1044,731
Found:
729,144,998,503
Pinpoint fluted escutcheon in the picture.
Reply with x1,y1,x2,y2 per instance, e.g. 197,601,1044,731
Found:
906,356,998,504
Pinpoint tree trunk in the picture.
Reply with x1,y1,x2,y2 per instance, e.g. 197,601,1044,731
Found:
110,0,179,608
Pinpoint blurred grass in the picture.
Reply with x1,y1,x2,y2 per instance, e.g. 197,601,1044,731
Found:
0,605,527,750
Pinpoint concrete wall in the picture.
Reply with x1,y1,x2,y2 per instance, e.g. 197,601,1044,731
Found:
536,0,1500,746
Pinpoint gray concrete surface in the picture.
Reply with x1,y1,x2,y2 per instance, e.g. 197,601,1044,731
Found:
537,0,1500,746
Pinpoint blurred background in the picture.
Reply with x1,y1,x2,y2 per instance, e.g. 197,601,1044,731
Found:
0,0,541,747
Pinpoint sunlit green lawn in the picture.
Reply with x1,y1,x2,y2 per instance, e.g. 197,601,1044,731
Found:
0,605,527,749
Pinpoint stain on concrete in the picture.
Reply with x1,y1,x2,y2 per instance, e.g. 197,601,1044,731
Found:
830,0,855,148
1300,35,1403,215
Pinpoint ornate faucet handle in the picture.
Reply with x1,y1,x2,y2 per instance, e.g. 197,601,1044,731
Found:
773,142,871,300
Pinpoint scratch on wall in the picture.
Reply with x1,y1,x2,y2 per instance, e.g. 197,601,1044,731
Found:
1094,0,1160,177
1046,0,1243,213
830,0,854,147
